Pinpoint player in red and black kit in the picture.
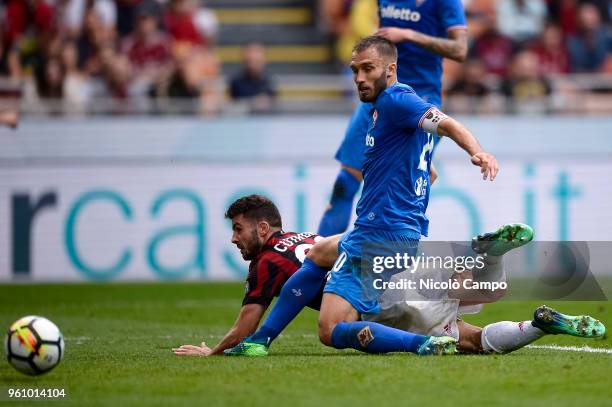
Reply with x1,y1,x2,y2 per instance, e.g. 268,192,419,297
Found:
242,230,324,310
173,194,323,356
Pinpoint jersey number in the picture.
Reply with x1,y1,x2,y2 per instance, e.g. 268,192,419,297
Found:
295,244,313,263
294,236,323,263
418,133,434,171
332,252,348,272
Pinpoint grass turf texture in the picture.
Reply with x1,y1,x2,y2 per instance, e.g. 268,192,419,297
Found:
0,283,610,407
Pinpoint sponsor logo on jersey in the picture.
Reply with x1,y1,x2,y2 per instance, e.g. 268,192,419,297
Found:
365,133,375,147
380,4,421,22
357,326,375,347
292,288,302,297
415,176,428,196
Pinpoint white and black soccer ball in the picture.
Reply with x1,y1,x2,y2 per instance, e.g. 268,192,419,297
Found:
4,316,64,375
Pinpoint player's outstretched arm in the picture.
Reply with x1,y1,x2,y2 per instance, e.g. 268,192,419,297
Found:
437,117,499,181
375,27,468,62
172,303,266,356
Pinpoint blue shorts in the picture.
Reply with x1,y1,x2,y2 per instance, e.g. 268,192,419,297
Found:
335,92,442,171
324,226,420,315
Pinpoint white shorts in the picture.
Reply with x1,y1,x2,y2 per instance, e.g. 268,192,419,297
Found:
367,299,461,339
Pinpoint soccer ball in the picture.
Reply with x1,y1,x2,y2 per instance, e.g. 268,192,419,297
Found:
4,316,64,375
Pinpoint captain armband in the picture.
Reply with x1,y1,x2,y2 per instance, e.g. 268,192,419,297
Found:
418,108,448,134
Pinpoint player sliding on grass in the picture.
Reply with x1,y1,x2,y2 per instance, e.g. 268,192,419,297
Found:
173,195,457,356
172,195,322,356
220,37,605,356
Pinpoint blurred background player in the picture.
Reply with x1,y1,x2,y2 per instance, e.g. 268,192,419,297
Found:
317,0,468,237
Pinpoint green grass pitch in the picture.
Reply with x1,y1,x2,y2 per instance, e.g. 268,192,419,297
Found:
0,283,610,407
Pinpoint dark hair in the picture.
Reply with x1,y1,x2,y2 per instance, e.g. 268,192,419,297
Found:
352,35,398,63
225,195,282,228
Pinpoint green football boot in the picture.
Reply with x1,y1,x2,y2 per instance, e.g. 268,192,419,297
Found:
471,223,534,257
417,336,458,356
223,336,270,356
533,305,606,338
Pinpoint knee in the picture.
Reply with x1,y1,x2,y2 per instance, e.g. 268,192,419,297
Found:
307,243,327,267
306,237,339,269
318,318,336,346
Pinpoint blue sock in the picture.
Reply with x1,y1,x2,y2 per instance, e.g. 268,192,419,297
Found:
331,321,429,354
250,258,328,344
317,169,361,237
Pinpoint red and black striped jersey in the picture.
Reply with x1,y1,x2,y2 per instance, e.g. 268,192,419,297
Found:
242,231,321,307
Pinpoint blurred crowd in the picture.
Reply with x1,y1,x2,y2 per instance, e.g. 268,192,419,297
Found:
1,0,611,116
320,0,612,113
0,0,227,115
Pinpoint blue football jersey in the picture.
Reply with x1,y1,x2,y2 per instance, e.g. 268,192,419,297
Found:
354,83,437,237
378,0,467,104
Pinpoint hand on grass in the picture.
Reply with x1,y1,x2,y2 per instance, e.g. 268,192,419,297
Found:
172,342,212,356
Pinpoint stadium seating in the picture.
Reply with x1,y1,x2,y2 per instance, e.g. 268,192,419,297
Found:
208,0,336,75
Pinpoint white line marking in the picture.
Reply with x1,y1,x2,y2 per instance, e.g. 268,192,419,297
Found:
526,344,612,354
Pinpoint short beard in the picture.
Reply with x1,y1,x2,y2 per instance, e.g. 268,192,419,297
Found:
241,229,263,260
360,68,389,102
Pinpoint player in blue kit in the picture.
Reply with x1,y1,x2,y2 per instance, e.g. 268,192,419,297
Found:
318,0,468,237
316,36,496,355
224,36,497,356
